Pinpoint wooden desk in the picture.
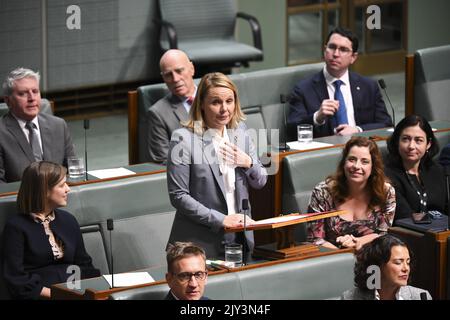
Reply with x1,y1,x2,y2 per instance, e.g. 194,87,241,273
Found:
0,162,166,198
389,226,449,300
250,121,450,245
51,247,352,300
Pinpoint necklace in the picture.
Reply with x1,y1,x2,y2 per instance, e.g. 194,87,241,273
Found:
405,171,428,213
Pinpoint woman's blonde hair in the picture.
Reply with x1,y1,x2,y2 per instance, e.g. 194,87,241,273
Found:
17,161,66,215
183,72,245,133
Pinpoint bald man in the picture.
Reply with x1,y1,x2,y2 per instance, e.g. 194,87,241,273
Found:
147,49,196,163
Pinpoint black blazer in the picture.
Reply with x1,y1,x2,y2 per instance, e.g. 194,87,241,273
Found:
1,209,100,299
287,71,392,138
385,161,446,221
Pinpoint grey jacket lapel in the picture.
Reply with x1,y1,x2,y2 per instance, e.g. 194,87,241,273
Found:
173,102,188,122
199,132,227,200
169,94,189,122
38,114,52,160
5,113,35,162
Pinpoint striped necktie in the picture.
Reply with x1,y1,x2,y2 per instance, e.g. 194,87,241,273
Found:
25,121,43,161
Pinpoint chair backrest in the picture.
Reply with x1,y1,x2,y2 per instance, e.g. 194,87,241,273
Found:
132,63,324,163
0,98,53,117
413,45,450,120
0,195,19,299
159,0,236,44
109,252,355,300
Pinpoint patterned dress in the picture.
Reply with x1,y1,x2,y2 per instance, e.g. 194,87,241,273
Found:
307,180,396,246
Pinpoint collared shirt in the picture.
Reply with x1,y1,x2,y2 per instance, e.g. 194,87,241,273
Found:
31,211,64,260
313,67,359,131
375,288,404,300
12,114,44,151
210,128,237,215
182,86,198,114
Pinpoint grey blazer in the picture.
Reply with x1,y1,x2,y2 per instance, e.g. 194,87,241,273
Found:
341,286,432,300
166,123,268,259
0,112,75,183
147,94,189,163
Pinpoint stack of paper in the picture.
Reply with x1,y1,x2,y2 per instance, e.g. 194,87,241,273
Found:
103,272,155,287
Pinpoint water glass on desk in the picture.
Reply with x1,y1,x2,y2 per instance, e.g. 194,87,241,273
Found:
225,243,243,268
68,157,85,181
297,124,313,143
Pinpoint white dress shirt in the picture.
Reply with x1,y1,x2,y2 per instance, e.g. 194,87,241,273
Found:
13,114,43,151
314,66,361,132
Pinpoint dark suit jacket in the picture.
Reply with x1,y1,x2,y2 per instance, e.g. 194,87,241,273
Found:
385,161,446,221
0,112,75,183
167,123,268,259
287,71,393,138
164,291,210,300
1,209,100,299
147,94,189,163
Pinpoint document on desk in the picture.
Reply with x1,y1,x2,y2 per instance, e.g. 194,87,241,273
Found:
251,214,308,225
287,141,333,151
103,272,155,287
88,167,136,179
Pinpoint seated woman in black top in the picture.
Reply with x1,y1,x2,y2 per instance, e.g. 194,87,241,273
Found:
385,115,446,222
2,161,100,299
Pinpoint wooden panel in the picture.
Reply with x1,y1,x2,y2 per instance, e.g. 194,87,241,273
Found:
128,91,139,165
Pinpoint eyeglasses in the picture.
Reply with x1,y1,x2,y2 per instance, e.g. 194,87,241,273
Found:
161,67,186,79
326,44,353,55
172,271,208,283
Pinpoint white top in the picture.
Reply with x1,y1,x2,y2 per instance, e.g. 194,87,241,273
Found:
211,128,237,215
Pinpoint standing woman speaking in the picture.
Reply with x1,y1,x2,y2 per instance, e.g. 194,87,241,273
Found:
166,72,267,259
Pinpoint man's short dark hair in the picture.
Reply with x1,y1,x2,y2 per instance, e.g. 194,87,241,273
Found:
326,27,359,53
166,242,206,273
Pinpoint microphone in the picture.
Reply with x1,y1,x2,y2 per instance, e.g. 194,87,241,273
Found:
106,219,114,288
420,292,428,300
83,119,90,181
242,199,249,266
378,79,396,127
278,94,291,152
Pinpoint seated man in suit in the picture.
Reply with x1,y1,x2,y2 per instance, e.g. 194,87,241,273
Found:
165,242,209,300
288,27,392,138
0,67,75,183
147,49,196,163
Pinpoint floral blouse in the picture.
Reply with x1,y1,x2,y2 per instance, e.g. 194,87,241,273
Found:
307,181,396,246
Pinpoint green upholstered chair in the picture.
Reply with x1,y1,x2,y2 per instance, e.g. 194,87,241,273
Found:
413,44,450,121
109,252,355,300
157,0,263,69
